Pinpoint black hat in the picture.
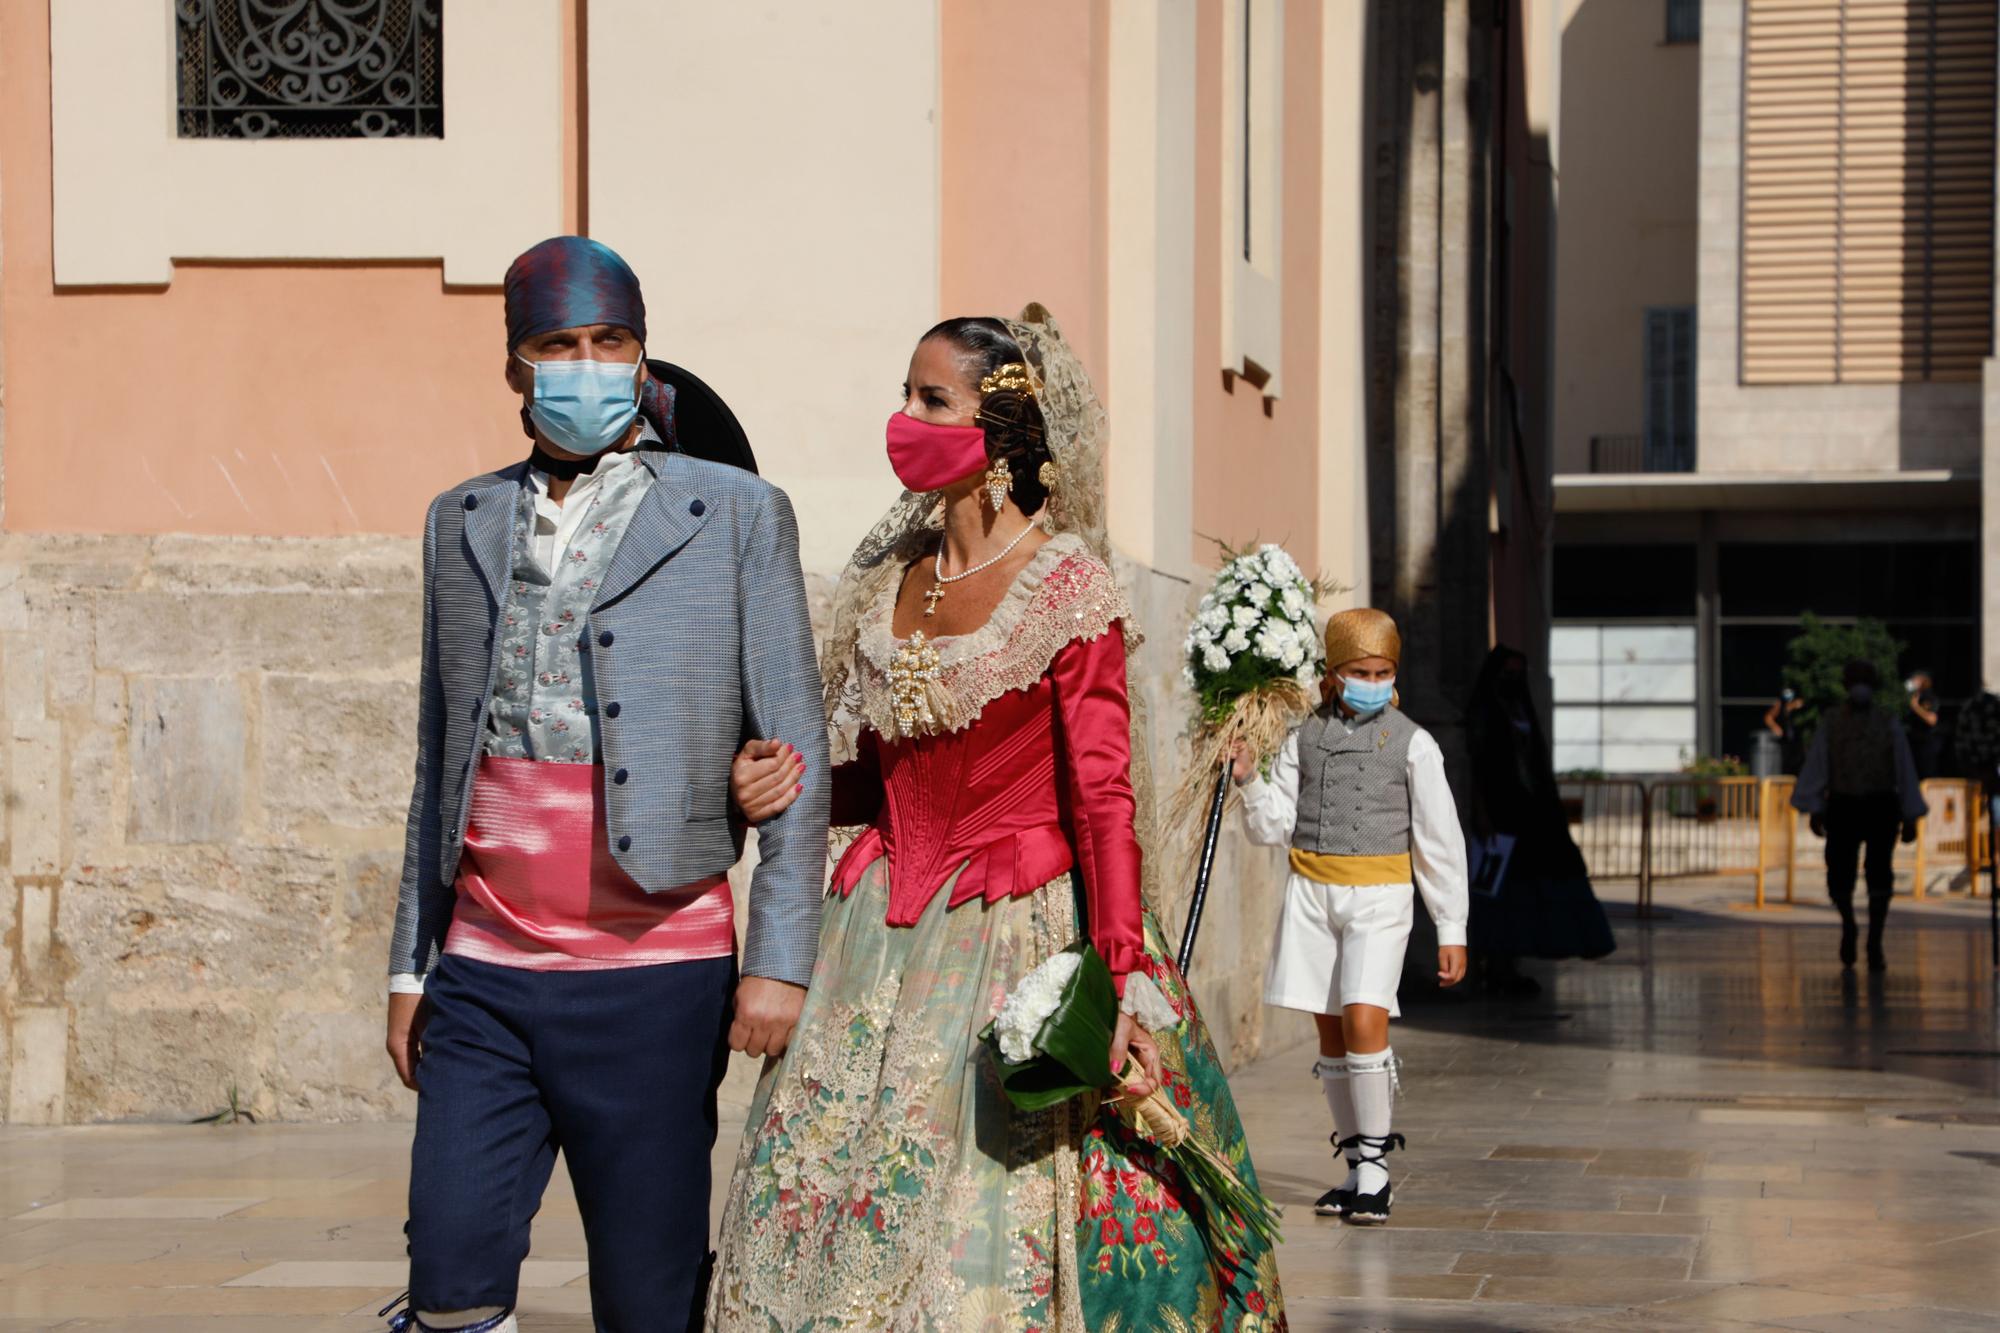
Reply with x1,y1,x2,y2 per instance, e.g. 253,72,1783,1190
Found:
646,359,757,475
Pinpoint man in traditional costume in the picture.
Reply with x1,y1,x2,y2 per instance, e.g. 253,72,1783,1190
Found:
381,236,829,1332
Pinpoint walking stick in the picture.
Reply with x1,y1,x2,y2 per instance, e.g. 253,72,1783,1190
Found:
1177,762,1233,977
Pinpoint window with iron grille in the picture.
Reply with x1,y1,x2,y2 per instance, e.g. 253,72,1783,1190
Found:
176,0,442,140
1645,307,1697,472
1666,0,1701,43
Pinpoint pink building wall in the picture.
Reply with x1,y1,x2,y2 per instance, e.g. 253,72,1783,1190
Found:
938,0,1111,383
0,0,586,538
3,0,1337,572
1190,0,1326,574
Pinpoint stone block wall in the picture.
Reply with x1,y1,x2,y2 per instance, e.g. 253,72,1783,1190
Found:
0,533,1304,1123
0,535,424,1123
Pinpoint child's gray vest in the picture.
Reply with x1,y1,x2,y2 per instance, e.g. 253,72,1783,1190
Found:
1292,705,1419,856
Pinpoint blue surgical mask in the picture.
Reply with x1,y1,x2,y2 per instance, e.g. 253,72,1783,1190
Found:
1341,676,1395,714
516,354,642,456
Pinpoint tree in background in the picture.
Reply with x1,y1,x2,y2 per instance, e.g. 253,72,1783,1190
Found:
1780,612,1906,741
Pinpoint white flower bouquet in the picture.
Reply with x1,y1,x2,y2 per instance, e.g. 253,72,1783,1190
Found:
1182,543,1323,710
1173,542,1334,830
980,943,1119,1112
991,950,1086,1065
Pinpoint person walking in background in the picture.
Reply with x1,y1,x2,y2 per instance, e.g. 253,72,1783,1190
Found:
1765,686,1806,775
1905,668,1943,780
1234,608,1469,1227
1792,659,1927,973
1463,646,1616,996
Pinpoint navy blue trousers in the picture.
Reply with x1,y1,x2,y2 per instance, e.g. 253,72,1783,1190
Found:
407,953,734,1332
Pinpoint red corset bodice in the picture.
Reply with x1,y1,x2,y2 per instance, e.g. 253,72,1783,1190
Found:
829,622,1145,990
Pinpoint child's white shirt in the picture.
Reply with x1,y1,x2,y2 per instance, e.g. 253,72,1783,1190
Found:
1239,723,1470,947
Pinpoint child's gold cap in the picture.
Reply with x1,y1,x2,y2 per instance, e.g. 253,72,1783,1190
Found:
1324,608,1402,672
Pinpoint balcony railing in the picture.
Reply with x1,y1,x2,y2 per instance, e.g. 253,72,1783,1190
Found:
1590,434,1696,474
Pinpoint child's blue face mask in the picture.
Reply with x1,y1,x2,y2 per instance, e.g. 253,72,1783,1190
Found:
1341,675,1396,714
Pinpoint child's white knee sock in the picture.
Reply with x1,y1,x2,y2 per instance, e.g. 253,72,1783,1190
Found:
1314,1056,1359,1187
1346,1047,1396,1195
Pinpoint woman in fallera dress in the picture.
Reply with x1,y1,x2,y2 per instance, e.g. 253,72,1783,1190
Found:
707,307,1285,1331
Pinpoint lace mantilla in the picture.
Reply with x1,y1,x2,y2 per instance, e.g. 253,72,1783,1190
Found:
843,532,1130,746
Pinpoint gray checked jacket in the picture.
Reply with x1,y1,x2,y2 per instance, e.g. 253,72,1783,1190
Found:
389,448,831,987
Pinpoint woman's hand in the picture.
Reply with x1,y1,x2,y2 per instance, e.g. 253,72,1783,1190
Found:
731,738,805,824
1437,944,1468,987
1109,1010,1164,1099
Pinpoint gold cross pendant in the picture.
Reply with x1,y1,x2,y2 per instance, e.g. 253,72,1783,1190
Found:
923,583,945,618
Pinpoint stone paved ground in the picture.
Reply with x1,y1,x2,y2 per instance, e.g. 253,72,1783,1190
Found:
2,879,1997,1330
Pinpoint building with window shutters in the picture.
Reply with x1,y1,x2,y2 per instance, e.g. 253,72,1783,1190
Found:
1551,0,1996,774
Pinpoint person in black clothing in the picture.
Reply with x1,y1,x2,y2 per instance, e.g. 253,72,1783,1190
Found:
1905,669,1942,780
1790,660,1927,972
1463,646,1616,996
1764,687,1806,775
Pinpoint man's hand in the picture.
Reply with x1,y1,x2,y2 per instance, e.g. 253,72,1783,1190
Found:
730,975,807,1059
731,738,805,825
1809,814,1827,839
1901,819,1920,845
1437,945,1468,987
386,992,430,1091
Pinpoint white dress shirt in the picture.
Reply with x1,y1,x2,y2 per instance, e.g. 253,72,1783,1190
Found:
1239,720,1471,947
524,448,645,576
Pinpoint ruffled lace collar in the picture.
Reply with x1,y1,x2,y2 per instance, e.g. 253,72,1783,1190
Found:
839,531,1129,745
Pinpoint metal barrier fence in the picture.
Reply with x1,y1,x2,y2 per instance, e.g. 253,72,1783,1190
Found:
1559,778,1650,912
1559,776,1994,913
1912,779,1985,900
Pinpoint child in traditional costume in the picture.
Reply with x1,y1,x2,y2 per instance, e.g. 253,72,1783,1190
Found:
1234,608,1469,1224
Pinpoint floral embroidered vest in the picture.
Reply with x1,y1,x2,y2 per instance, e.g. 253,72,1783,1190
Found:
485,461,653,763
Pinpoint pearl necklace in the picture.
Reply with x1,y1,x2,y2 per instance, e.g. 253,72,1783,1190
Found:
924,517,1042,617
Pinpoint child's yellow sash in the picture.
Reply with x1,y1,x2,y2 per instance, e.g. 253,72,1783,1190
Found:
1287,850,1413,886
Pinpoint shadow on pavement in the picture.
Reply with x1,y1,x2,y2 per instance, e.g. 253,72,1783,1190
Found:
1393,889,2000,1098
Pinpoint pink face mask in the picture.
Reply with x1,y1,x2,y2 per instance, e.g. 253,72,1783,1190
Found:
885,412,988,493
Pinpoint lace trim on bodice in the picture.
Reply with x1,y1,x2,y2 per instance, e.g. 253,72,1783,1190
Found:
833,531,1130,749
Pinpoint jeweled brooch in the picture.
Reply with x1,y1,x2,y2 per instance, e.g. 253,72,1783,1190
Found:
888,631,943,734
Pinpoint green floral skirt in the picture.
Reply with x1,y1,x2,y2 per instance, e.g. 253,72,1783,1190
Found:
708,856,1286,1332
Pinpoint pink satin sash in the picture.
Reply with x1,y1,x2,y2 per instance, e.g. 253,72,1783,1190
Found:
445,754,735,970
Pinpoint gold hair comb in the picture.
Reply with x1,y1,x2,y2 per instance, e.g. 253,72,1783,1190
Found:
979,362,1038,397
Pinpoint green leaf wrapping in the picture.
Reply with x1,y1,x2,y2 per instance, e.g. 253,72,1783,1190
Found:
979,943,1120,1112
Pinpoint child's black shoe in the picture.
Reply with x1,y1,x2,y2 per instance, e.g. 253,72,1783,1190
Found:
1340,1131,1404,1226
1344,1181,1393,1225
1313,1183,1353,1217
1315,1133,1362,1216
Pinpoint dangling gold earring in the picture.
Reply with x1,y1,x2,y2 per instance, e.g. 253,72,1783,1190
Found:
985,455,1014,513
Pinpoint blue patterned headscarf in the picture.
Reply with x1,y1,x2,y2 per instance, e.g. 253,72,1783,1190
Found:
504,235,676,445
504,236,648,350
